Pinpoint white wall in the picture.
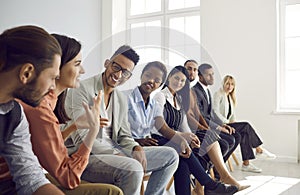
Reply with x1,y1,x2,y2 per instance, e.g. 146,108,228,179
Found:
1,0,298,162
106,0,300,162
0,0,101,79
201,0,299,162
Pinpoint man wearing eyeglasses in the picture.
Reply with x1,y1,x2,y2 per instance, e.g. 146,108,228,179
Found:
64,45,179,195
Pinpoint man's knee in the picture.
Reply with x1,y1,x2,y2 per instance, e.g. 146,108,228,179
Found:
162,147,179,164
63,183,124,195
119,158,144,180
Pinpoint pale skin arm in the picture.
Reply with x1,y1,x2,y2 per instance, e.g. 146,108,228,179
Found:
61,91,109,146
135,137,159,146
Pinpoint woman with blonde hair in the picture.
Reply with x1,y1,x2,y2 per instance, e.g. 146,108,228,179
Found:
213,75,276,173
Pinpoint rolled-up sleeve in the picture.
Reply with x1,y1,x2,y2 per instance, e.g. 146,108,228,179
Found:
22,97,90,189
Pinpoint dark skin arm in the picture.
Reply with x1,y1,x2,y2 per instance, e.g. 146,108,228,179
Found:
135,137,158,146
154,116,194,158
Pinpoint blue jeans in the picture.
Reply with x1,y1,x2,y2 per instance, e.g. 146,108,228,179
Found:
82,146,178,195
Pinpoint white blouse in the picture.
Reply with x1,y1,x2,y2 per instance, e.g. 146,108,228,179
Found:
153,87,192,133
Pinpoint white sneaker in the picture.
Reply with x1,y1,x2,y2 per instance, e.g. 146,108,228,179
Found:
242,163,262,173
256,148,276,160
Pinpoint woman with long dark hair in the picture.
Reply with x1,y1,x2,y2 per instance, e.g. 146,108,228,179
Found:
153,66,238,195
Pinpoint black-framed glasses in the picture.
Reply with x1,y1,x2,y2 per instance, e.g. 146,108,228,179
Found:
110,61,132,79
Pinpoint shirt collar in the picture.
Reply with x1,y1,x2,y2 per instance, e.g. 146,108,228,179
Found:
0,101,15,114
133,87,154,108
199,81,209,91
161,87,174,99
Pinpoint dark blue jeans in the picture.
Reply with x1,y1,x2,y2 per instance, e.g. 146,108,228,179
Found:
152,134,213,195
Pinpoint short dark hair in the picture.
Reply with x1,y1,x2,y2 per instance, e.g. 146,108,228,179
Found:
0,25,62,73
51,34,82,124
198,63,212,76
111,45,139,65
142,61,167,85
184,59,198,66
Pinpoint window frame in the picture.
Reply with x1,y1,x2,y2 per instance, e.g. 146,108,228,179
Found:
126,0,201,65
277,0,300,113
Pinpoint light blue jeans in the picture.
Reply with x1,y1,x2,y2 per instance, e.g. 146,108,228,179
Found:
81,146,178,195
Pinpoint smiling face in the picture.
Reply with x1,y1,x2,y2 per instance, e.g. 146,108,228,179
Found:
140,66,164,95
168,71,187,93
103,54,134,89
57,52,84,89
223,77,235,94
14,54,61,107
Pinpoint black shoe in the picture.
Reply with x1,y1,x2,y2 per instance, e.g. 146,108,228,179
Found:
204,182,238,195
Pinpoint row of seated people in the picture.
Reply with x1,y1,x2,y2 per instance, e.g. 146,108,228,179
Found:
0,25,274,195
185,60,276,173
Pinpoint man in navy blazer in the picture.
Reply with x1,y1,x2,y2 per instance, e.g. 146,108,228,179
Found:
191,63,241,164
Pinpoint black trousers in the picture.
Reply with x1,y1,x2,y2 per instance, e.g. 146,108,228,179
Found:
228,122,263,161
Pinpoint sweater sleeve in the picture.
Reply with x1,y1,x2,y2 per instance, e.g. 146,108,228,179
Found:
22,100,91,189
213,91,230,124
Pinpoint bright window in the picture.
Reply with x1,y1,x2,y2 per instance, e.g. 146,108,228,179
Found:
168,0,200,10
130,0,161,15
278,0,300,112
127,0,200,66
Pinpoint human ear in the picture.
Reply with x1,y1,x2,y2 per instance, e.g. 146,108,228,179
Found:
19,63,35,84
104,59,110,69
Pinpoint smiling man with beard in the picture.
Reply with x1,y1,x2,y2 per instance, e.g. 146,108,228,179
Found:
64,46,179,195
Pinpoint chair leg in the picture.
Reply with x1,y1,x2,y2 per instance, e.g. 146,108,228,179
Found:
140,174,151,195
140,181,145,195
227,158,234,172
166,177,174,191
231,153,240,166
209,167,215,180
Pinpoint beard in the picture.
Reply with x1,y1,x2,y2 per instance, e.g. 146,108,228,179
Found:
189,77,195,82
14,80,49,107
103,72,126,88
